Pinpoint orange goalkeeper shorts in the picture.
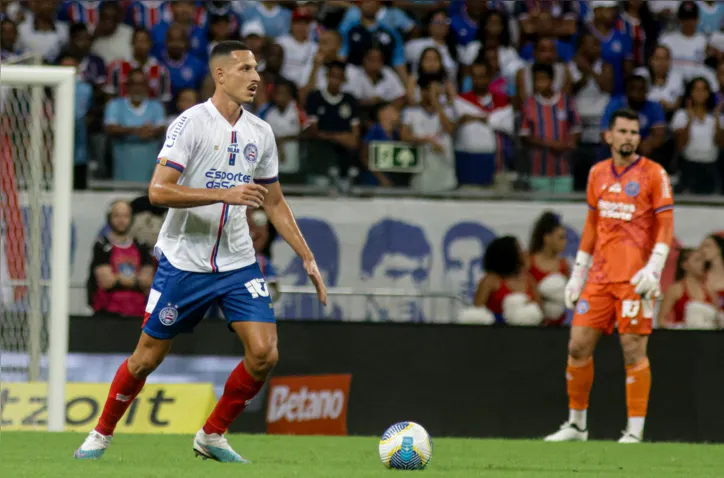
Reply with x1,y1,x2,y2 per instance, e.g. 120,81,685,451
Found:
572,282,654,335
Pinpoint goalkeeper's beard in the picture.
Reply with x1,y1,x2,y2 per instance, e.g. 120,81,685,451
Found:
619,143,635,157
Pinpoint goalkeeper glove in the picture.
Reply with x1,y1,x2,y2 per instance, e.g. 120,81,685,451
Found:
630,243,670,299
564,251,592,310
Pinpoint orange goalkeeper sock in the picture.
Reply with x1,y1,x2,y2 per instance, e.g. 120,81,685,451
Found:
625,357,651,419
567,356,594,420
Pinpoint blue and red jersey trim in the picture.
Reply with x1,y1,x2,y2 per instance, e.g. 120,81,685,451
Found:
210,204,230,272
156,158,185,172
255,176,278,184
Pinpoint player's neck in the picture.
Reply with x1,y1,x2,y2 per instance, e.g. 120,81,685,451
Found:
211,94,243,125
612,153,637,168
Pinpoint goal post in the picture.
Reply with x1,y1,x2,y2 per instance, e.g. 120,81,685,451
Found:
1,65,75,431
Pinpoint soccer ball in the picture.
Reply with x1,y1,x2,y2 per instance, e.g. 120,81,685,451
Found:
378,422,432,470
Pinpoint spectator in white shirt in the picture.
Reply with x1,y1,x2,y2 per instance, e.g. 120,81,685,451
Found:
347,48,406,114
634,44,685,120
401,76,458,192
515,35,571,107
258,79,304,177
405,8,459,81
91,2,133,65
277,7,318,89
300,30,355,104
407,47,457,106
659,1,718,88
17,0,68,62
672,77,724,195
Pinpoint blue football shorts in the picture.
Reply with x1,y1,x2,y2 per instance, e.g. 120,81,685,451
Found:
142,255,276,340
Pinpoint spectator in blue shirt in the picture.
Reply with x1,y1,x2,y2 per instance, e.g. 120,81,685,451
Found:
160,23,207,95
360,102,410,187
340,0,408,82
104,68,167,182
66,23,106,87
600,75,666,157
338,1,416,38
242,0,291,39
450,0,490,46
58,51,93,190
151,0,207,61
588,1,634,95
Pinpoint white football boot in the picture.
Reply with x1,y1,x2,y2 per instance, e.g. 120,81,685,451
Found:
618,430,643,443
193,429,249,463
544,421,589,442
74,430,112,459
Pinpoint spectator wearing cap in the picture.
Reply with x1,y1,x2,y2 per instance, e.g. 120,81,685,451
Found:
16,0,69,62
160,23,206,95
66,23,106,87
277,7,318,89
514,0,578,47
91,2,133,65
151,0,207,61
600,75,666,158
339,0,408,84
104,68,166,182
520,63,581,193
242,0,291,39
660,1,718,87
105,28,172,103
586,0,634,96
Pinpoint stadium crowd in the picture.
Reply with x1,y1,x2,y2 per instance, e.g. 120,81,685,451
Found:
2,0,724,193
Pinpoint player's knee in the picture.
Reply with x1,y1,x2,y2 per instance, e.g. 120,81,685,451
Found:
568,339,594,362
245,340,278,373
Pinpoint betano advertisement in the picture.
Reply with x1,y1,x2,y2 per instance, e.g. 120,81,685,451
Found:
2,193,722,320
0,383,216,433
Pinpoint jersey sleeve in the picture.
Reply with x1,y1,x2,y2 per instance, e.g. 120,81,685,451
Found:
650,163,674,213
586,165,599,211
156,114,195,172
255,123,279,184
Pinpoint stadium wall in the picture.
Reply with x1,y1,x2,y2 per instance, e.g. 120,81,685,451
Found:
67,315,724,443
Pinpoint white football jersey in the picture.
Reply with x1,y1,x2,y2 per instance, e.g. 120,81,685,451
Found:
155,100,279,273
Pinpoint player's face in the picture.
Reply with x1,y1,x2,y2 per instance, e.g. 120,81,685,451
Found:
607,117,641,156
545,226,567,255
218,50,260,104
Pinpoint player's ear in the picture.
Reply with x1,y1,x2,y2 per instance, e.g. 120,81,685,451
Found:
604,130,612,146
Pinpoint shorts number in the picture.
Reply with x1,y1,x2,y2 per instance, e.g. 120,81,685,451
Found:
622,299,654,319
245,278,269,298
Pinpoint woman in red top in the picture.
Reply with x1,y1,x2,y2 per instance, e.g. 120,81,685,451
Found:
700,234,724,310
528,211,570,326
658,248,720,329
473,235,543,325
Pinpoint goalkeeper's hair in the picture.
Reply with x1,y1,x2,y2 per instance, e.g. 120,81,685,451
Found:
607,108,640,130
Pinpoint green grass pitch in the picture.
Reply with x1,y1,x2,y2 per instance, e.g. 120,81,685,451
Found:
2,432,723,477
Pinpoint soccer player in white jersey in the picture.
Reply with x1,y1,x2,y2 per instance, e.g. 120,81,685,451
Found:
74,41,327,463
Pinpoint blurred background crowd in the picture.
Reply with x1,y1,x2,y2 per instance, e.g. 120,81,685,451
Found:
2,0,724,194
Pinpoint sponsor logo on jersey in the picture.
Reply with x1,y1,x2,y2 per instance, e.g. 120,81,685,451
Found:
244,142,258,163
598,199,636,221
204,169,252,189
266,374,352,436
607,183,622,193
164,116,188,147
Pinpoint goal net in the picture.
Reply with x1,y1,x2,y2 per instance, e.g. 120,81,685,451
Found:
1,63,75,431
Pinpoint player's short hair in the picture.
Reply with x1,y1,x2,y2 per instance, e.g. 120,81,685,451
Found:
607,108,640,129
483,235,524,277
529,211,563,255
531,62,554,80
210,41,250,60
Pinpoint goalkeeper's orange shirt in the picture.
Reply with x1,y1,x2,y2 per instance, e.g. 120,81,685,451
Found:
584,156,674,284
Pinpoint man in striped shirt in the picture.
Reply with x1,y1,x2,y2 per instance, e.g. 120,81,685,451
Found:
520,62,581,193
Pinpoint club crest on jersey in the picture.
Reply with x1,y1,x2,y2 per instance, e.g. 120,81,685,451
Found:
625,181,640,197
159,304,178,326
244,142,258,163
576,300,589,315
228,131,239,166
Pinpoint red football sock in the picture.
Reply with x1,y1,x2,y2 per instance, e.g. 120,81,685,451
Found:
95,359,146,436
203,361,264,435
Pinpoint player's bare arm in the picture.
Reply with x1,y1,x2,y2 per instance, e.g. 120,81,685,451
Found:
149,164,267,209
263,181,327,305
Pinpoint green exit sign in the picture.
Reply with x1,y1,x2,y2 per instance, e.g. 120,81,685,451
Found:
368,141,424,173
